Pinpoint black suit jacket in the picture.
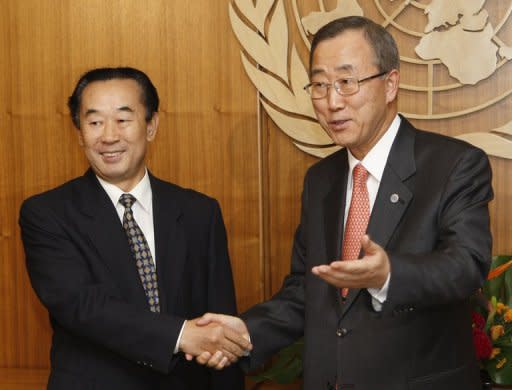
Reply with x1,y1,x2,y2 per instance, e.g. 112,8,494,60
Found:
19,170,243,389
241,117,493,389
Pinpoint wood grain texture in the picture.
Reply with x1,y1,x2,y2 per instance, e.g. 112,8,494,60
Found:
0,0,261,380
2,1,512,389
0,368,47,390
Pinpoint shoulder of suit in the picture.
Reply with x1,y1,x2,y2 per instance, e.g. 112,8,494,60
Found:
149,175,219,208
21,175,86,207
413,127,486,157
394,116,481,154
305,147,347,181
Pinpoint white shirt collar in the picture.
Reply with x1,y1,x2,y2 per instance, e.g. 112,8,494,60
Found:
347,114,401,182
96,170,152,212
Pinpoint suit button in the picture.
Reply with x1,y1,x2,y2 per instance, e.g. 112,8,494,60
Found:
336,327,348,337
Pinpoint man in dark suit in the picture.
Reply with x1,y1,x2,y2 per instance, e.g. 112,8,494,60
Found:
195,16,493,389
19,67,250,389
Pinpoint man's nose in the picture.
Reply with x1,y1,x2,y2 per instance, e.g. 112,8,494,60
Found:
326,86,345,111
101,120,120,142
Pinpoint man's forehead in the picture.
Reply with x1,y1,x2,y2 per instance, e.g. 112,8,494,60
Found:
88,77,139,89
80,79,143,110
83,105,135,117
311,33,373,76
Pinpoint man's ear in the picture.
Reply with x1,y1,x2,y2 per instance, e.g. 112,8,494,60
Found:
77,129,84,146
147,113,159,141
385,69,400,104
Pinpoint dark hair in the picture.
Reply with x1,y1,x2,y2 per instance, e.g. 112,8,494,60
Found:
309,16,400,76
67,67,159,129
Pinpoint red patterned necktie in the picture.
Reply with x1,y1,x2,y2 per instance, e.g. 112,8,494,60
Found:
340,164,370,299
119,193,160,313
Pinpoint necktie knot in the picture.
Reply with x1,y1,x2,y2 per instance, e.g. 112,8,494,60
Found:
119,193,136,209
352,164,368,188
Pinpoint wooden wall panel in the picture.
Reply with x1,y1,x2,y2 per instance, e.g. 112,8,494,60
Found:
265,117,316,296
2,1,512,389
0,0,261,385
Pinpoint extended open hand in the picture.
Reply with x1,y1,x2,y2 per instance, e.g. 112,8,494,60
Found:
312,235,390,289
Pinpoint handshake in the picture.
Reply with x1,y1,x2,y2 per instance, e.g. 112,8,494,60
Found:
178,313,252,370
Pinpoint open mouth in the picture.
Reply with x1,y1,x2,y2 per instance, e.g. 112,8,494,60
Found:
328,119,350,130
100,151,124,161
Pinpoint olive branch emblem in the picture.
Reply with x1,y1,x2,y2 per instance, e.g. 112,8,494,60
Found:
229,0,512,159
229,0,339,158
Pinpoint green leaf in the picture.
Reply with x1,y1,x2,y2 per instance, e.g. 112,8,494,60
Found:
485,347,512,385
504,264,512,307
495,340,512,348
270,358,303,384
249,339,303,384
484,256,512,302
250,357,302,384
486,296,497,332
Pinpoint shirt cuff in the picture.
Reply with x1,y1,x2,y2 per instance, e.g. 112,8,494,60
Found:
173,320,187,354
243,333,251,357
367,272,391,312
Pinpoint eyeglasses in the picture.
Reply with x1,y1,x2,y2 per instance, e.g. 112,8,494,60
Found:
303,71,388,99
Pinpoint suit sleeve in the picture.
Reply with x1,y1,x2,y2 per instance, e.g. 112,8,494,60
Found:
239,180,308,371
387,146,493,309
205,201,244,389
19,198,183,374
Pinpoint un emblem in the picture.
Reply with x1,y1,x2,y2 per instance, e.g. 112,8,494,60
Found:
229,0,512,159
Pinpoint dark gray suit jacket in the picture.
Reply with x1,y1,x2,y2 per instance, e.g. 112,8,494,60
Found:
242,117,493,389
20,170,243,389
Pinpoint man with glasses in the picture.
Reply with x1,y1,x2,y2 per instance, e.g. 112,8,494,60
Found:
196,16,493,389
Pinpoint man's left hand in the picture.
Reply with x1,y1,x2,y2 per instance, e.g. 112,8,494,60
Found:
311,235,390,289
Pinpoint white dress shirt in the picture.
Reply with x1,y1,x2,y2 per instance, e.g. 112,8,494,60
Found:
344,114,401,311
97,171,185,353
97,171,156,268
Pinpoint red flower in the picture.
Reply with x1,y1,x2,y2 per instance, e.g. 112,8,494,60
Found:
472,311,486,330
473,327,493,360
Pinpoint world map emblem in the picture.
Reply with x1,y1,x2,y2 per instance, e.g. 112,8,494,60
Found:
229,0,512,159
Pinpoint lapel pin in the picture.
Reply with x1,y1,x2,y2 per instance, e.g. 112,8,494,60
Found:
390,193,400,203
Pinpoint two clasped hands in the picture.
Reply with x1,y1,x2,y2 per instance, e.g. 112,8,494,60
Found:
178,235,390,370
179,313,251,370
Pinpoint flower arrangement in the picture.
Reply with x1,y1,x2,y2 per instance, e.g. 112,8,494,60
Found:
473,255,512,385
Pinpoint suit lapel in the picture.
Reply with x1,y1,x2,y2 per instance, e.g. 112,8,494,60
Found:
366,118,415,250
321,151,350,317
150,175,186,314
74,170,149,309
323,155,348,264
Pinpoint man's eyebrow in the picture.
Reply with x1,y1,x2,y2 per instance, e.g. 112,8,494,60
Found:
84,108,99,117
310,64,355,77
84,106,135,117
335,64,354,73
310,69,325,77
117,106,135,114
